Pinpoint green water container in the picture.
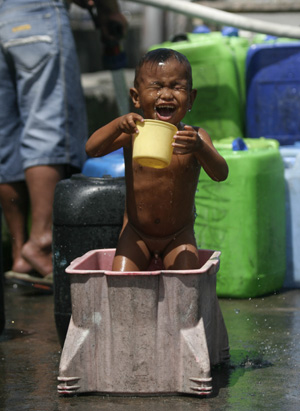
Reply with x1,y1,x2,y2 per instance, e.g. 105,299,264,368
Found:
194,138,286,298
226,35,249,108
251,33,299,45
150,33,249,141
215,136,279,150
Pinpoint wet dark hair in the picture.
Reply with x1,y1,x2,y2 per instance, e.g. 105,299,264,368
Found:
134,48,193,90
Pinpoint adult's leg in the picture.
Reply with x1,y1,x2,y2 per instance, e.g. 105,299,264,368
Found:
21,165,65,277
0,3,84,279
0,182,32,273
112,223,151,271
162,227,200,270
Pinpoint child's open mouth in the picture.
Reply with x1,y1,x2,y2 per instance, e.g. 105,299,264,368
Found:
155,105,176,121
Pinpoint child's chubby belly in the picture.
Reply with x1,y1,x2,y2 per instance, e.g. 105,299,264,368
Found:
126,202,194,237
125,159,200,237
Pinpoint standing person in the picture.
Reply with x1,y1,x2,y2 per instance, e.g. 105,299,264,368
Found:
86,48,229,271
0,0,127,288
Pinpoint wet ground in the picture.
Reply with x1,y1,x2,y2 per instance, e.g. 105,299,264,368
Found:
1,283,300,411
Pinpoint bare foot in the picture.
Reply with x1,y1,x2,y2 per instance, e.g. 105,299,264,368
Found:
11,256,34,274
21,240,53,277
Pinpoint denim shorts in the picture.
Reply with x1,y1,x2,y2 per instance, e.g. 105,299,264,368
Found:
0,0,87,183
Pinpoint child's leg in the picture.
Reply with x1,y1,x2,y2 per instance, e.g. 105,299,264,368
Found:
112,223,151,271
162,226,200,270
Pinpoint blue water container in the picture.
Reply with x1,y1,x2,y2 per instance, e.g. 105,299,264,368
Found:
82,149,125,178
246,42,300,145
222,26,239,37
279,143,300,288
192,25,211,34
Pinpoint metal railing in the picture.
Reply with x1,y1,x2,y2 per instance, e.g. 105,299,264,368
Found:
128,0,300,38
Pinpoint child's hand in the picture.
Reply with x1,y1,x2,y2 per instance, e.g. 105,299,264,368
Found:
117,113,144,135
172,125,203,154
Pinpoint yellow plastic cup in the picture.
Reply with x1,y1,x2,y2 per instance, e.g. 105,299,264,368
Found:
132,119,177,168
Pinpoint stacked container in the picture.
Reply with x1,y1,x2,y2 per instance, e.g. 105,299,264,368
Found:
194,138,286,298
52,174,125,346
279,144,300,288
150,32,249,140
82,149,125,178
246,41,300,145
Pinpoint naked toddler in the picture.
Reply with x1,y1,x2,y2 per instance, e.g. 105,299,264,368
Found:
85,48,229,271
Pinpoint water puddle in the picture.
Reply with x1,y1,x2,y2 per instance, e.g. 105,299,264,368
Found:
211,350,273,396
0,328,32,342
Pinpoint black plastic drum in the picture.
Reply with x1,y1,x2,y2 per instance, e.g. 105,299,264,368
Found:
53,174,125,346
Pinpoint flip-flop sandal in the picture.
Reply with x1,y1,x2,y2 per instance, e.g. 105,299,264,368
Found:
4,271,53,292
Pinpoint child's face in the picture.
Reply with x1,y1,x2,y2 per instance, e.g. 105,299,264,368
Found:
130,58,197,127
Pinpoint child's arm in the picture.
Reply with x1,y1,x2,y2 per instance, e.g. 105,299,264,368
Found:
173,125,229,182
86,113,144,157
